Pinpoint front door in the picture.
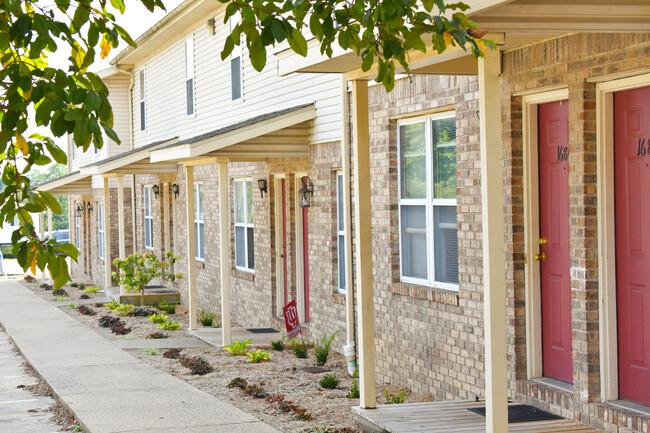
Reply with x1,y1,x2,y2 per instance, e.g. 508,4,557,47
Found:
539,100,573,384
615,86,650,406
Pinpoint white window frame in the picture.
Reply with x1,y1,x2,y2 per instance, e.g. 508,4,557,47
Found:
398,112,459,291
234,178,254,271
97,203,104,260
185,37,195,116
139,68,146,131
194,182,204,260
75,204,81,249
144,185,153,250
336,172,346,294
229,14,243,102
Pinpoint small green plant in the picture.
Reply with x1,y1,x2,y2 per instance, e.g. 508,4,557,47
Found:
83,286,99,293
157,301,176,315
77,283,85,291
119,333,134,340
56,295,67,302
270,339,285,351
319,374,339,389
67,303,76,309
148,313,169,324
211,321,221,328
313,330,339,366
104,301,118,310
384,389,408,404
69,282,78,288
157,321,180,331
112,251,182,305
347,368,360,399
114,304,134,315
146,332,168,339
289,337,308,358
247,350,271,363
199,309,216,327
223,339,253,356
143,347,159,356
307,424,336,433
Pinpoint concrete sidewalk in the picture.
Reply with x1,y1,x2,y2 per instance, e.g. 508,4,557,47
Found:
0,280,280,433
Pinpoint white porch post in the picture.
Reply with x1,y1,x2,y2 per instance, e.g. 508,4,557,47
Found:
46,208,52,281
351,79,376,409
117,176,126,295
479,49,508,433
163,182,170,252
103,176,112,290
218,161,231,346
184,166,197,330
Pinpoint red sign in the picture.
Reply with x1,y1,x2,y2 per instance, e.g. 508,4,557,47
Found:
283,299,300,339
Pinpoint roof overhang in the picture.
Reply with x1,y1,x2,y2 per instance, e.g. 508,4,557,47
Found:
150,104,315,163
277,0,650,78
80,138,180,176
36,172,91,195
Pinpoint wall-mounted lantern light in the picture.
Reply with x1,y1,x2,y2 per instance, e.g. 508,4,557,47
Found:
207,18,216,35
75,203,83,215
87,202,93,213
257,179,268,198
171,183,180,199
152,184,160,199
298,176,314,208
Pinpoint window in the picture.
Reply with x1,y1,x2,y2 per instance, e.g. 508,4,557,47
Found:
234,179,254,271
144,185,153,249
194,182,204,260
398,113,458,289
97,203,104,260
336,172,346,293
139,69,146,131
185,37,195,115
75,204,81,249
229,15,242,101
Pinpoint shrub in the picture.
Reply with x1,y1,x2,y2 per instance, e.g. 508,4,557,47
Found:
104,301,118,311
56,295,67,302
80,294,90,299
40,283,53,290
199,309,216,327
163,348,182,359
131,307,157,317
146,332,168,339
83,286,99,293
384,389,408,404
180,356,213,375
143,347,159,356
157,301,176,315
98,316,120,328
247,350,271,363
289,337,308,359
347,368,360,399
69,282,78,288
67,303,76,309
114,304,134,315
319,374,339,389
52,288,68,297
23,275,36,283
270,339,285,351
223,339,253,356
77,305,96,316
313,330,339,366
98,316,131,335
148,313,168,324
112,251,182,305
111,324,132,335
157,321,180,331
78,283,85,291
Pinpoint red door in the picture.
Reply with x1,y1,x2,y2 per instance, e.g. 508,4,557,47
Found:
302,205,310,323
281,179,288,305
615,86,650,406
539,100,573,384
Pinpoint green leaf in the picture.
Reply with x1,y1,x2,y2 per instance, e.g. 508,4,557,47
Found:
52,256,71,289
221,35,235,60
44,140,67,165
110,0,126,14
54,243,79,262
100,122,121,144
287,28,307,57
85,92,101,111
40,191,62,214
249,39,267,72
361,51,374,72
271,20,287,42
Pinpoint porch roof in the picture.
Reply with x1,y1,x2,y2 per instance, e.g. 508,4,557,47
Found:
35,171,91,195
276,0,650,78
149,103,315,163
79,137,179,176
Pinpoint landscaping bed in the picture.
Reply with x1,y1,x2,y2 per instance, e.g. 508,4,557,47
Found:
23,277,434,432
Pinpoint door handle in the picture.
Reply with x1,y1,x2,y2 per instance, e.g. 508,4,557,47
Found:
534,252,547,262
538,237,548,245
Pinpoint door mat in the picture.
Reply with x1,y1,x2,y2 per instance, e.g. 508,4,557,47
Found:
468,405,563,423
245,328,279,334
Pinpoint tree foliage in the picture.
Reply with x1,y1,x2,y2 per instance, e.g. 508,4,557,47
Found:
27,164,69,230
0,0,164,287
219,0,493,91
112,251,182,305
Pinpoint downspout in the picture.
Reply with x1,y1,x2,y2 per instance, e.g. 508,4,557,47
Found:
114,65,137,254
340,74,357,376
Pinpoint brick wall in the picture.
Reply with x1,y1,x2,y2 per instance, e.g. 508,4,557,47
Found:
501,33,650,432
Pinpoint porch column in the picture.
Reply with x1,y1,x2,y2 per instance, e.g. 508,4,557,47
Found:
184,166,197,330
163,182,170,252
103,176,112,290
479,49,508,433
46,208,52,281
117,176,126,295
218,161,231,346
350,79,376,409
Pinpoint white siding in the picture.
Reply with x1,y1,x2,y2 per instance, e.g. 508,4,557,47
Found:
129,9,342,149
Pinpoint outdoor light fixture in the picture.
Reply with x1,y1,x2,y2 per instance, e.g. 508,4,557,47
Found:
257,179,268,198
75,203,83,215
152,184,160,199
87,202,93,213
298,176,314,208
171,183,180,199
207,18,216,35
